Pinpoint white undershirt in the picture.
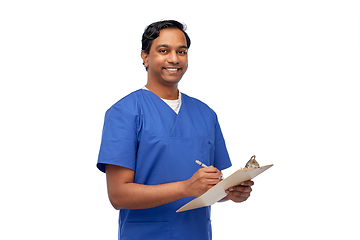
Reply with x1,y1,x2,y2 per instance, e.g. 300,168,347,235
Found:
142,87,182,114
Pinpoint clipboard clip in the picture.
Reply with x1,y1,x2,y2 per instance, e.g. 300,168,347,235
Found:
244,155,260,169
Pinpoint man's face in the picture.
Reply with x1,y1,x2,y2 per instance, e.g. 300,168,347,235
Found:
142,28,188,86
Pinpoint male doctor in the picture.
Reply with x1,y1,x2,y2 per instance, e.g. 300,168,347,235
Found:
97,20,254,240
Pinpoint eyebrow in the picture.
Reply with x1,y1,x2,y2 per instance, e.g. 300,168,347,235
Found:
156,44,188,50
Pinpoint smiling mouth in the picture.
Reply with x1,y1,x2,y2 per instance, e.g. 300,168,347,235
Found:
163,67,181,72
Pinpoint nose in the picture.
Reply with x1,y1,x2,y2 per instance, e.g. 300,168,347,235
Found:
167,51,179,64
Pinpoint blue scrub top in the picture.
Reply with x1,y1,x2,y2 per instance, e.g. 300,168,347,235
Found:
97,89,232,240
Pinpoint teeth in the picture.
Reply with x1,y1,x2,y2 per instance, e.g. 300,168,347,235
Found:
166,68,178,71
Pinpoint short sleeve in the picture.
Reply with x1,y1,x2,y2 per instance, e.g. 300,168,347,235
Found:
213,118,232,171
97,101,139,173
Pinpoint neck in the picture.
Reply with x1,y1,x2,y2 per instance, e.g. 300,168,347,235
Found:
145,82,179,100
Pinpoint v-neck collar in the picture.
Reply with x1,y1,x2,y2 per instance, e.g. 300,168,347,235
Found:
140,89,184,137
141,88,182,115
161,93,182,114
138,89,208,139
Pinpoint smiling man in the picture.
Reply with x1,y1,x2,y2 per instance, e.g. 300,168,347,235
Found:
97,20,254,240
141,25,189,100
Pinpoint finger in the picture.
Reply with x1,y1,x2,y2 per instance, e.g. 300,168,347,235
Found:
198,170,222,179
229,190,251,198
231,186,252,193
227,191,250,202
209,166,223,178
197,174,221,184
240,180,254,187
205,177,222,185
199,169,223,179
229,187,252,197
202,165,221,173
208,172,223,179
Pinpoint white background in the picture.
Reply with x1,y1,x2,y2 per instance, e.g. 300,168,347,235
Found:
1,0,359,239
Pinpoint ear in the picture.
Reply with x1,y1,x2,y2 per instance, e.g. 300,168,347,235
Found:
141,50,149,68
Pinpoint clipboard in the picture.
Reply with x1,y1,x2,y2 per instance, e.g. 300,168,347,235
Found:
176,164,273,212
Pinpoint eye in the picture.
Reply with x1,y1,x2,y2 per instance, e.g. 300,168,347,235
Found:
159,49,168,54
178,50,187,55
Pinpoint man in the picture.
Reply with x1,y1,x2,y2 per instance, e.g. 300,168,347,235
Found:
97,20,254,240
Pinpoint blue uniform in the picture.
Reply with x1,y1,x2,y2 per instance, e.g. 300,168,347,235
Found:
97,89,232,240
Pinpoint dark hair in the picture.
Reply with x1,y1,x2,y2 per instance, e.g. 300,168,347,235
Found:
141,20,191,70
142,20,191,54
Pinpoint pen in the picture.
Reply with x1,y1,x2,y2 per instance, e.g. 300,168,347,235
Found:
195,160,208,168
196,160,223,179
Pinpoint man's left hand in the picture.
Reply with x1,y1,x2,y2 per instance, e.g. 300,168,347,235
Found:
225,180,254,203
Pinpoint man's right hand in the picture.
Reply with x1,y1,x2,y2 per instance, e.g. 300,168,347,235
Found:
183,166,223,197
